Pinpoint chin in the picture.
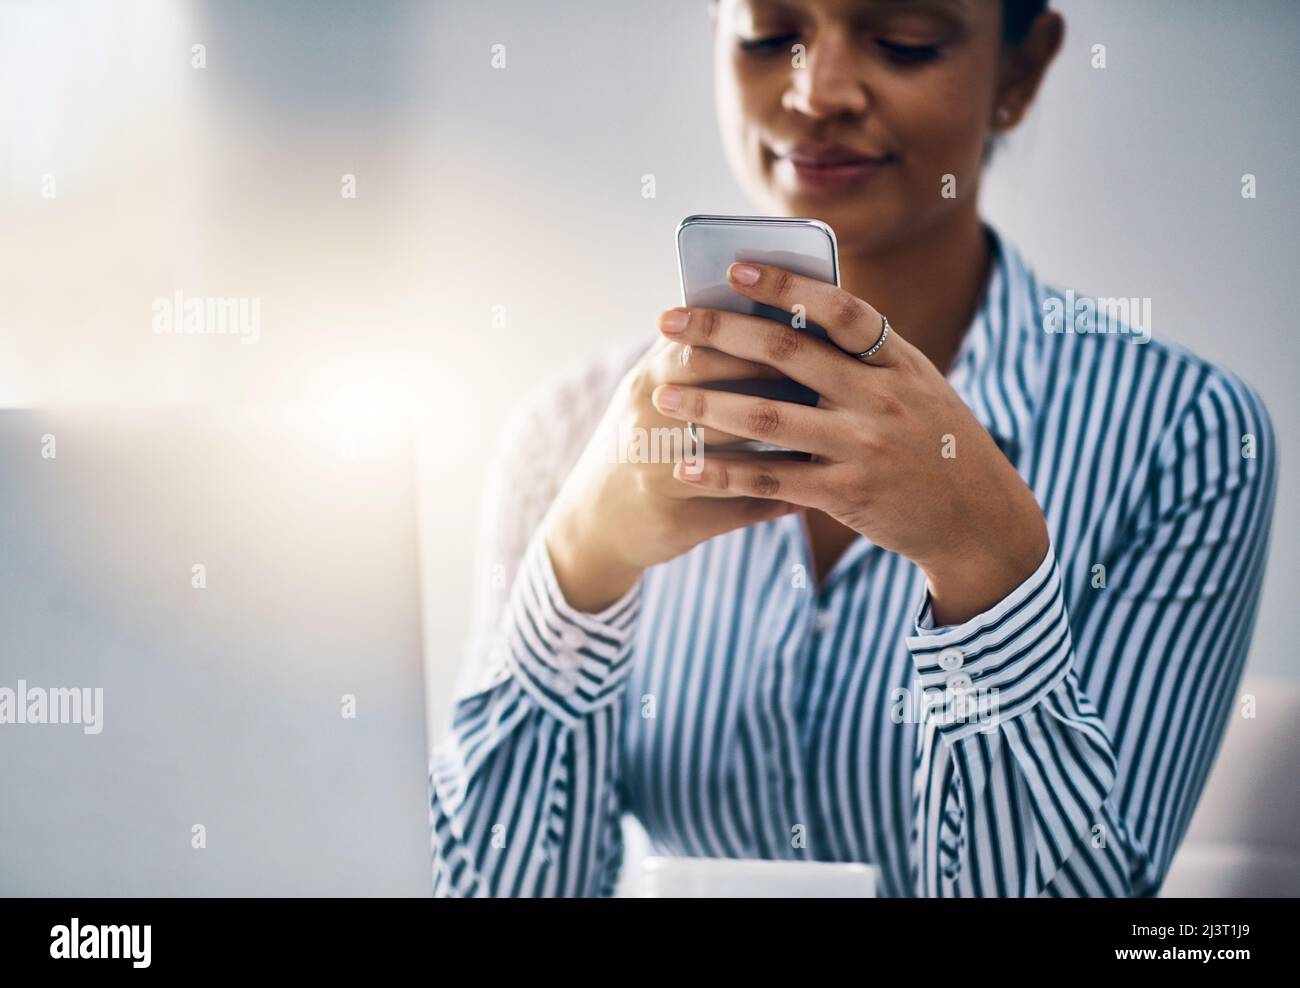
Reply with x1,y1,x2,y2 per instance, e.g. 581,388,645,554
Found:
745,166,905,251
766,192,904,254
821,209,904,252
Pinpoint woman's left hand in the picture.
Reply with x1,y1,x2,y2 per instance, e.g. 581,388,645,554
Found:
651,261,1050,625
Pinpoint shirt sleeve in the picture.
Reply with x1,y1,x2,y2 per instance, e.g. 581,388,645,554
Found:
428,349,646,897
902,371,1276,897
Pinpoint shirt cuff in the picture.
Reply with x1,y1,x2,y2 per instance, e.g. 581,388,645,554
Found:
500,530,642,724
904,545,1074,742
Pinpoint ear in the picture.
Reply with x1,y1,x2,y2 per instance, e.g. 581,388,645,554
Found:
993,10,1065,130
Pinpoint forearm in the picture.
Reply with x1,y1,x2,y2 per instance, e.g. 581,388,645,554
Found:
919,478,1050,627
545,511,644,615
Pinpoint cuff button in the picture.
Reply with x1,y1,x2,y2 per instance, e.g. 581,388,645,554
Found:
937,647,964,672
945,672,973,693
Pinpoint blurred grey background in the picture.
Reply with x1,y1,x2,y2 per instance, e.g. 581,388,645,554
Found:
2,0,1295,756
0,409,432,894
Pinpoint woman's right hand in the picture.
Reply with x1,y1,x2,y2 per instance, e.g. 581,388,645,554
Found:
543,314,800,613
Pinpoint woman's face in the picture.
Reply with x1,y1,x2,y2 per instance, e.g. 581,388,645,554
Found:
713,0,1009,254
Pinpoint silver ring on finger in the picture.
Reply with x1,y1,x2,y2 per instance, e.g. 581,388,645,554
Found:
850,314,890,362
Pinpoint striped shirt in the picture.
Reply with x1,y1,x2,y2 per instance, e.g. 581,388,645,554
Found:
429,224,1277,897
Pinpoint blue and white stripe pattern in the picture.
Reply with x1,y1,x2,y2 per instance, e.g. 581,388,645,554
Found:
429,225,1277,897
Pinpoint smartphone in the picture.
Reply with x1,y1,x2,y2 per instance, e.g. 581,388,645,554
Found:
676,215,837,454
676,214,839,453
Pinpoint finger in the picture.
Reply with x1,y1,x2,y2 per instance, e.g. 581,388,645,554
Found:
651,383,844,458
673,455,830,510
687,494,804,535
653,337,785,387
653,419,745,452
658,453,807,502
658,344,783,446
660,340,800,444
659,305,861,403
629,344,750,445
724,263,913,368
643,428,744,454
599,415,739,476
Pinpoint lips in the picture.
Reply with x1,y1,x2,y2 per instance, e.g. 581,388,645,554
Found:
774,142,896,193
782,142,893,167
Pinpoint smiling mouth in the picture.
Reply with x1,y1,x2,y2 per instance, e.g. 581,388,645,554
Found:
784,147,894,167
773,146,898,192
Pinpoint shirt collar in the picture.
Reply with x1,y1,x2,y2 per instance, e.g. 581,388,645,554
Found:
944,223,1045,466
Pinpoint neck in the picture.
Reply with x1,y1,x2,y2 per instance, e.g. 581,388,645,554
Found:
836,206,991,375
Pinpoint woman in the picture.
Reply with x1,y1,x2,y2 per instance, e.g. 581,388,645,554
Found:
430,0,1276,897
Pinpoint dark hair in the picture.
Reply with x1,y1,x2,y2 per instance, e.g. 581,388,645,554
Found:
986,1,1047,163
1003,0,1047,44
706,0,1046,44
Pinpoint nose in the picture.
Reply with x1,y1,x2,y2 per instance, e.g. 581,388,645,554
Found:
782,31,869,120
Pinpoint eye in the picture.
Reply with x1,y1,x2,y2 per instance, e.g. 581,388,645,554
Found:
737,32,800,54
876,39,941,64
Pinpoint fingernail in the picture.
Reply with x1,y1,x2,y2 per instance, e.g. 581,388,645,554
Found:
729,263,760,286
655,385,681,411
676,460,704,482
660,308,690,335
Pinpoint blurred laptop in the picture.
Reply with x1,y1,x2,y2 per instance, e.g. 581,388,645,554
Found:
0,407,431,895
